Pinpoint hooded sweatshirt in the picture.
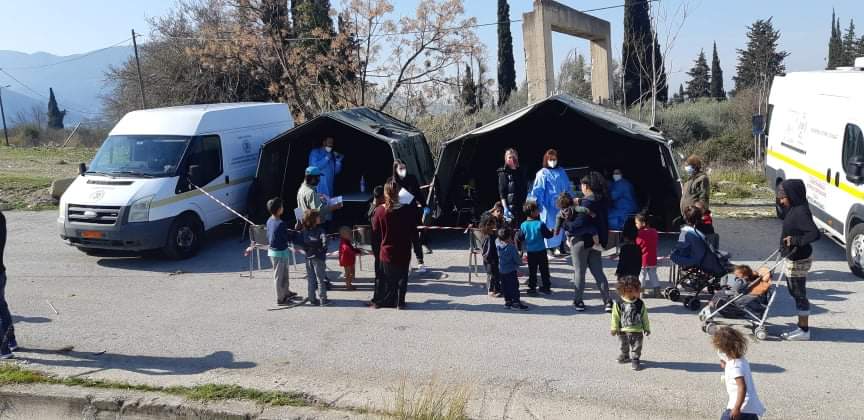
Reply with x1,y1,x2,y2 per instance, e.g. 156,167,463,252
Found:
779,179,819,261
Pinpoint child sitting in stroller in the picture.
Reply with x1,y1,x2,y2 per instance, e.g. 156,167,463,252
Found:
708,265,762,315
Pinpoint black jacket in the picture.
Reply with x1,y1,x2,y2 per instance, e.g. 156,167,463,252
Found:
616,241,642,277
780,179,819,261
581,194,610,247
497,166,527,212
0,210,5,273
395,174,426,207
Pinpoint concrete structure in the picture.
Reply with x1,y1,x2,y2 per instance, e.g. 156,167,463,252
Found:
523,0,613,103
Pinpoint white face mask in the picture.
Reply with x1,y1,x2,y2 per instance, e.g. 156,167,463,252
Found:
613,174,623,182
397,169,407,178
548,160,558,169
325,146,333,153
717,350,729,362
684,165,694,175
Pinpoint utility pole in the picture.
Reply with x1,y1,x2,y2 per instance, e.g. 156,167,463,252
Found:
131,29,147,109
0,85,9,147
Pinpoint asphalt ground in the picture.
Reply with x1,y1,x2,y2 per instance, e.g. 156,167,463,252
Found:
3,211,863,419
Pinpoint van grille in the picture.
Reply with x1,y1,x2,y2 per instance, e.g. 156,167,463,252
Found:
67,204,122,225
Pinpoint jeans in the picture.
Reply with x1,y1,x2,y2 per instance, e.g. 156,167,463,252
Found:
500,271,520,304
526,251,550,291
570,238,610,304
720,409,759,420
618,332,644,360
787,276,810,316
485,263,501,294
271,257,291,303
305,258,327,301
0,272,15,354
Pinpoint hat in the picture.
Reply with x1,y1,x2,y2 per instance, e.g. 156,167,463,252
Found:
305,166,321,176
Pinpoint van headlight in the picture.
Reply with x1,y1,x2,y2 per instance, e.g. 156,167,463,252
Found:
128,195,154,223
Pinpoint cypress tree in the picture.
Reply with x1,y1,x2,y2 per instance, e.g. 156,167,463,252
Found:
733,18,789,92
461,64,478,114
676,84,685,104
710,42,725,100
46,88,66,130
685,50,711,100
842,19,858,66
622,0,654,106
827,10,842,69
496,0,517,106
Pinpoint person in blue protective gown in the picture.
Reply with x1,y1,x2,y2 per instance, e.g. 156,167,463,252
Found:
308,136,343,199
529,149,574,256
608,168,639,231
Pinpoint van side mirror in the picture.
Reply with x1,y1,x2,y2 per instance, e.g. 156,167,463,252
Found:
847,160,864,184
78,163,87,176
187,165,200,188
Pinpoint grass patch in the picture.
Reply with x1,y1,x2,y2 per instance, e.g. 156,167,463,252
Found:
0,146,97,210
707,165,773,201
389,379,471,420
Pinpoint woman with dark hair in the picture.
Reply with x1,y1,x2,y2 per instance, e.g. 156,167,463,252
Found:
670,205,719,272
571,173,611,312
371,179,419,309
393,159,432,272
680,154,710,218
530,149,574,256
498,148,527,226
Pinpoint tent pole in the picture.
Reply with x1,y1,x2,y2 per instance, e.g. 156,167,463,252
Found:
280,142,293,201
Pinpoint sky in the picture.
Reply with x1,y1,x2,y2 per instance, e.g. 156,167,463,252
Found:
1,0,862,99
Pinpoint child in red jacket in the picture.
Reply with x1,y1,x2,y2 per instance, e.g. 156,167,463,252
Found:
635,214,660,297
338,226,361,291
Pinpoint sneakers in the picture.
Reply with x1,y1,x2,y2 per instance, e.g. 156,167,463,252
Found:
616,354,631,363
781,327,810,341
631,359,641,371
526,288,538,296
0,352,13,360
415,265,428,274
308,299,321,306
423,245,433,254
286,291,299,299
8,339,18,352
513,302,529,310
319,298,333,307
539,287,552,295
604,302,613,313
573,301,586,312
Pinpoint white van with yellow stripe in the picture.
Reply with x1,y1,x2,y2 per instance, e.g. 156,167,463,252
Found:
765,58,864,276
58,103,293,259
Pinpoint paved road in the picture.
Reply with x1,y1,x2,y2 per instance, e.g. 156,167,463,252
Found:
4,212,863,419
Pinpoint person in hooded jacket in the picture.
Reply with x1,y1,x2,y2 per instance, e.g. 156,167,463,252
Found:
497,148,527,227
776,179,820,341
680,155,710,218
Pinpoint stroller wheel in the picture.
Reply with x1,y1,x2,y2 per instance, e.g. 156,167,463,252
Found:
754,327,768,341
686,297,701,311
668,289,681,302
705,323,718,336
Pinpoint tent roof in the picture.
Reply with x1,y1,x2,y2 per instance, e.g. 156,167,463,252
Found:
445,94,670,146
263,107,422,148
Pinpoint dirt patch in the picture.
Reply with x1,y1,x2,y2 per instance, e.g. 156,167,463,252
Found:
0,146,96,210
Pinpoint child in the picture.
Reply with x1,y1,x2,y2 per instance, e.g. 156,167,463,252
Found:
554,192,604,253
611,276,650,371
519,201,554,295
712,327,765,420
709,265,760,313
366,186,385,307
481,215,501,297
616,222,641,278
635,214,661,297
338,226,361,291
299,209,330,306
266,197,298,306
694,200,715,235
497,227,528,310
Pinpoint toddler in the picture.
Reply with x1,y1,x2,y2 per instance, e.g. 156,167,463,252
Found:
497,227,528,310
300,209,330,306
554,192,604,253
712,327,765,420
338,226,361,291
635,214,661,297
481,216,501,297
519,201,553,295
616,222,641,278
611,276,650,371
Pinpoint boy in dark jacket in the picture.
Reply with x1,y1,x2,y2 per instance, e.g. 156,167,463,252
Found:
777,179,819,341
266,198,299,305
480,216,501,297
497,228,528,310
616,222,642,278
519,201,554,295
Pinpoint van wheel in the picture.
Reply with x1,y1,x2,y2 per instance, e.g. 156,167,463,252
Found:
845,224,864,278
164,214,202,260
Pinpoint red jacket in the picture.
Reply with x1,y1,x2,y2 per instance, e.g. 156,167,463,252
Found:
372,204,418,266
636,227,658,267
339,238,359,267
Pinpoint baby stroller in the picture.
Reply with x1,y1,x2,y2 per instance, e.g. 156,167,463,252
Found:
698,249,785,341
663,265,726,310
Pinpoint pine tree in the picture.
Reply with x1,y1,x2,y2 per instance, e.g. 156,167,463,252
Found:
827,10,843,69
675,84,685,104
622,0,663,106
556,52,592,100
461,64,478,114
733,18,789,92
47,88,66,130
842,19,858,66
710,42,725,100
496,0,517,106
685,50,711,99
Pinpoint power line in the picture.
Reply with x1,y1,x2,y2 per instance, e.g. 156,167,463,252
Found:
0,67,102,115
3,37,133,71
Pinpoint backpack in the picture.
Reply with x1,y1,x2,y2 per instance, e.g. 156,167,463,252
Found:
617,299,645,329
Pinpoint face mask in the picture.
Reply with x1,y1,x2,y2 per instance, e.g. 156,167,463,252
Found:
717,350,729,362
548,160,558,169
684,165,694,175
613,174,622,182
507,158,518,169
397,169,407,178
325,146,333,153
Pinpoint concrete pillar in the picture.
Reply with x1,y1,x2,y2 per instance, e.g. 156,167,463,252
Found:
522,0,613,104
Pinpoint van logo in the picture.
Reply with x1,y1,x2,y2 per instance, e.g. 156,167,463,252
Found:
242,139,252,154
89,190,105,201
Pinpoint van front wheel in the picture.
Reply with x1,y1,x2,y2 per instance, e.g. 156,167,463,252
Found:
164,214,202,260
846,224,864,278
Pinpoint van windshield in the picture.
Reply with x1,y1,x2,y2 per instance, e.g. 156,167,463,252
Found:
88,135,191,178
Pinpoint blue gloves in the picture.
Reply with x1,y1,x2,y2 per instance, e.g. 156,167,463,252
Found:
503,207,514,221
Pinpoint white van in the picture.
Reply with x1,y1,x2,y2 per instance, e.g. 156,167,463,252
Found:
765,58,864,276
59,103,293,258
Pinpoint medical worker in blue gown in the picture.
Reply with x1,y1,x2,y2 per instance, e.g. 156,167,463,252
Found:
607,168,639,230
308,136,343,200
530,149,574,256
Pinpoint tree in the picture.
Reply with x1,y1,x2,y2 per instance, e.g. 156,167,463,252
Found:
672,83,685,104
710,42,725,100
733,18,789,111
343,0,395,106
461,63,478,114
496,0,517,106
842,19,858,66
827,10,843,69
556,51,592,100
46,88,66,129
685,50,710,99
622,0,653,107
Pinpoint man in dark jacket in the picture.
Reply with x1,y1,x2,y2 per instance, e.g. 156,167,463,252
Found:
777,179,819,341
497,148,527,226
0,210,18,358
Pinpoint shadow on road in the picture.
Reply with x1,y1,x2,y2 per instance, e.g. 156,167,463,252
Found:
12,315,51,324
645,361,785,374
18,349,255,376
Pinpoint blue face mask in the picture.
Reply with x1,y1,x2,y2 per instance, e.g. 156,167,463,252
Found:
684,165,694,175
